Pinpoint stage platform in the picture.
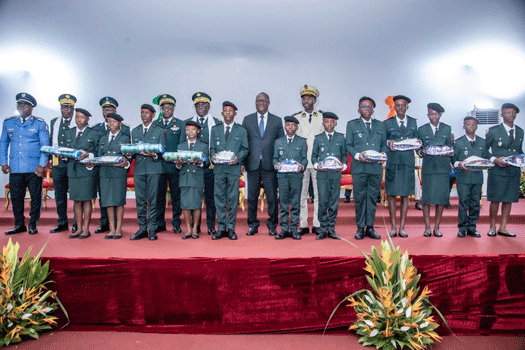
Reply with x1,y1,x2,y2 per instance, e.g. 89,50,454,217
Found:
0,198,524,336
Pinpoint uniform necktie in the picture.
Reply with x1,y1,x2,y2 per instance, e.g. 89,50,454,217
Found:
76,131,83,142
366,122,371,135
470,140,475,147
434,127,438,137
399,120,405,133
309,114,312,123
190,142,194,150
328,133,332,141
22,117,26,124
109,134,115,144
288,138,292,144
164,120,169,128
225,126,230,141
509,129,514,144
143,127,148,136
259,115,264,137
200,117,205,126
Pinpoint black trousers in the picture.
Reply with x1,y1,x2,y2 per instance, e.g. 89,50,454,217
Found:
52,166,76,226
10,172,42,227
157,171,182,228
247,165,278,230
197,169,216,230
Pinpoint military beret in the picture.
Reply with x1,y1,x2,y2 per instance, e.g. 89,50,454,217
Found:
393,95,411,104
141,104,156,113
192,92,211,104
158,94,176,106
463,116,478,122
359,96,376,108
501,103,519,113
16,92,37,107
323,112,339,120
106,113,123,122
75,108,91,117
99,96,118,108
185,120,201,129
284,116,300,124
300,84,319,98
58,94,77,106
222,101,238,110
427,103,445,113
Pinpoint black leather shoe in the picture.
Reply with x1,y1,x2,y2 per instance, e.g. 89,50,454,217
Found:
298,227,310,235
487,230,496,237
246,227,258,236
69,232,81,239
355,228,365,240
415,201,423,210
457,231,466,238
312,227,322,235
344,197,350,203
366,227,381,240
423,230,432,237
316,232,327,240
148,231,158,241
228,231,238,240
28,225,38,235
196,226,201,234
327,232,341,240
433,230,443,238
269,229,277,236
398,231,408,238
50,223,68,233
5,225,27,235
467,230,481,238
389,229,397,237
212,231,226,240
71,223,78,234
155,225,166,233
291,230,301,240
130,230,148,240
208,228,216,236
173,226,182,234
275,232,286,240
95,224,110,234
497,231,516,237
78,231,91,239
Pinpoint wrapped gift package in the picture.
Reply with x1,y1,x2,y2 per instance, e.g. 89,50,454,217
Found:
163,151,207,163
423,145,454,157
361,150,387,163
392,138,422,151
80,156,125,165
277,160,302,173
503,154,525,167
318,156,344,171
120,143,165,154
212,151,236,164
41,146,83,160
461,156,494,171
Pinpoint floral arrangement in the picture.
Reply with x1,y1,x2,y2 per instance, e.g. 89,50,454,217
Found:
0,239,67,347
327,239,449,350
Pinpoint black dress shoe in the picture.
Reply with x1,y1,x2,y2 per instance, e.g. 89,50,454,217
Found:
148,231,158,241
208,228,216,236
228,231,238,240
28,225,38,235
212,231,227,240
415,201,423,210
173,226,182,234
433,230,443,238
50,223,68,233
78,232,91,239
312,227,322,235
366,227,381,240
69,232,81,239
299,227,310,235
316,232,327,240
355,228,365,240
497,231,516,237
344,197,350,203
487,230,497,237
130,230,148,240
423,230,432,237
246,227,258,236
275,232,286,240
5,225,27,235
389,230,397,237
467,230,481,238
196,226,201,234
269,229,277,236
398,231,408,238
95,224,110,234
155,225,167,233
457,231,466,238
327,232,341,240
71,223,78,234
291,230,301,240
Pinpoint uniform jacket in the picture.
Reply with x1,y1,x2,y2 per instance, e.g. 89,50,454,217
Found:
312,132,348,180
99,131,131,179
417,122,453,175
486,123,524,178
384,115,418,167
131,123,164,175
178,139,210,188
273,135,308,179
452,135,491,184
210,122,249,176
0,115,49,172
49,117,73,168
65,127,99,179
93,121,130,138
294,110,325,168
346,118,387,175
153,117,185,173
242,112,285,172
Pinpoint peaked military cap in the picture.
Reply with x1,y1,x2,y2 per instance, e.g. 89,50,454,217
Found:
427,103,445,113
59,94,77,105
192,92,211,104
159,94,176,106
16,93,37,107
359,96,376,108
300,84,319,98
141,104,156,113
106,113,123,122
323,112,339,120
284,116,300,124
99,96,119,108
185,120,201,129
75,108,91,117
501,103,519,113
222,101,237,110
393,95,411,104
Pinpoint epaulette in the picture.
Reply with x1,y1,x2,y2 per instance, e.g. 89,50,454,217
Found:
34,116,45,122
122,123,130,127
96,122,104,126
292,111,303,116
318,110,324,114
488,125,499,131
5,116,16,120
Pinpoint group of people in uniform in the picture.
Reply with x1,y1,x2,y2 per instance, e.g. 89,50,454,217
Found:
1,87,522,240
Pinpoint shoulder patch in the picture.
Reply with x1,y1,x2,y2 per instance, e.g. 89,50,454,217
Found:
34,116,45,122
6,116,16,120
318,110,324,113
292,111,303,116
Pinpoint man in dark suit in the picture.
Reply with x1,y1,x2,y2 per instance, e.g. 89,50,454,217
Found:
486,103,523,238
242,92,284,236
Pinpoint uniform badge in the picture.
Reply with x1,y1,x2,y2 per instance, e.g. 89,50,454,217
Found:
391,131,395,135
498,141,502,147
358,133,362,138
279,150,284,156
9,132,13,138
170,126,179,131
217,141,220,145
321,147,325,152
464,150,468,155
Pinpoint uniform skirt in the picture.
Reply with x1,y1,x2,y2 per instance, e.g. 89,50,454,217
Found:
487,173,520,203
181,186,203,210
421,173,450,205
385,164,415,196
69,177,97,201
100,176,127,207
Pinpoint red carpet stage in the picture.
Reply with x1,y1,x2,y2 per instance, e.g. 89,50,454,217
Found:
1,197,524,336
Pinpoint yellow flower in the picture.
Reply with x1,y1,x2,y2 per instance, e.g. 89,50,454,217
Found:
403,266,416,284
423,316,437,325
419,285,431,299
42,317,58,325
364,261,375,279
382,318,394,338
428,331,443,341
408,340,424,350
349,323,358,330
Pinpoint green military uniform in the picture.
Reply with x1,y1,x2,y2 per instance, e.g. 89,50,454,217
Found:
99,131,130,207
178,139,210,209
210,122,248,233
346,118,387,229
384,116,418,196
452,134,491,233
486,123,524,203
65,127,99,201
131,124,164,232
312,132,347,235
273,135,308,234
417,122,452,205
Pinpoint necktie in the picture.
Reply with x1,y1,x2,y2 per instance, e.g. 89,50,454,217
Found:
76,131,83,142
225,126,230,141
200,117,205,126
309,114,312,123
288,138,292,144
143,128,148,136
259,116,264,137
190,142,194,150
22,117,26,124
434,127,438,137
366,122,371,134
165,120,169,128
328,134,332,141
509,129,514,144
470,140,475,147
109,134,115,144
399,120,405,133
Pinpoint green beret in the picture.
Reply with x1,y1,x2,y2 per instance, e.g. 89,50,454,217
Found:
158,94,176,106
185,120,201,129
99,96,118,108
427,103,445,113
222,101,237,110
141,104,156,113
75,108,91,117
16,92,37,107
501,103,519,113
323,112,339,120
58,94,77,105
106,113,123,122
359,96,376,108
192,92,211,104
393,95,411,104
284,116,299,124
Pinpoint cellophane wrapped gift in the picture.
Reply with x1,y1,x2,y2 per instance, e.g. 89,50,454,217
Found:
318,156,344,171
503,154,525,167
423,145,454,156
462,156,494,171
163,151,207,163
277,160,302,173
392,138,422,151
212,151,236,164
120,143,165,154
80,156,125,165
362,150,388,163
41,146,83,160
